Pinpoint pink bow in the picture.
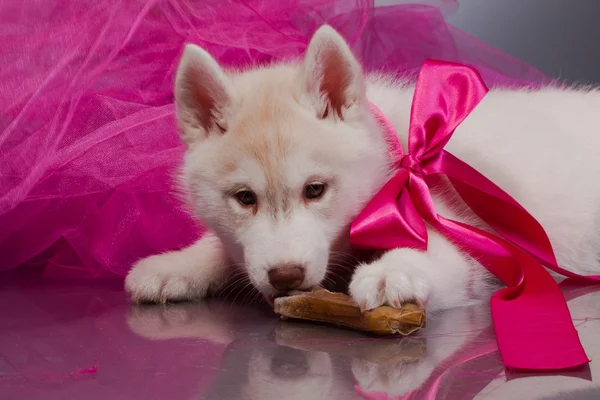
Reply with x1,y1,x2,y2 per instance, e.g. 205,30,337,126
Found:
350,60,600,371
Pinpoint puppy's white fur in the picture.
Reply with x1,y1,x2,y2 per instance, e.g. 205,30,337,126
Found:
126,25,600,311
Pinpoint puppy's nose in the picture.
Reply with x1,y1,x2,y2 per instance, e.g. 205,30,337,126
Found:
268,264,305,291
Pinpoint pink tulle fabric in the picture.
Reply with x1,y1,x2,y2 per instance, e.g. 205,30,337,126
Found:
0,0,552,277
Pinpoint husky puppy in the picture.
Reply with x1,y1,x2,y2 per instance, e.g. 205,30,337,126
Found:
125,25,600,312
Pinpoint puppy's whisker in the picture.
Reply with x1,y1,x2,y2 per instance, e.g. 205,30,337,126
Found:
221,276,251,300
240,284,259,306
229,281,255,307
329,251,361,264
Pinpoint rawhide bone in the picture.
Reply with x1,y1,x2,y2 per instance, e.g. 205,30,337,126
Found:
273,289,426,335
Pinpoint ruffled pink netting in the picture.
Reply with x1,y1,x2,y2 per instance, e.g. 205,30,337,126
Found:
0,0,552,278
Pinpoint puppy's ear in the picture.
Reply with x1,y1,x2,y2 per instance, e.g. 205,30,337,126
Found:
174,44,234,144
302,25,365,120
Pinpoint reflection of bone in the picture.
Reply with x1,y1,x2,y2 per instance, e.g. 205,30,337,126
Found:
276,322,426,365
274,290,426,335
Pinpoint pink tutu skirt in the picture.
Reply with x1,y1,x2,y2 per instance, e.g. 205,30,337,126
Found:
0,0,552,278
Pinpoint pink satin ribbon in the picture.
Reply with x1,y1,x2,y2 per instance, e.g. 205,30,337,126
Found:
350,60,600,370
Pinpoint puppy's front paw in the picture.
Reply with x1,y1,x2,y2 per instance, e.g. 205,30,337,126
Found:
125,253,212,303
349,251,431,311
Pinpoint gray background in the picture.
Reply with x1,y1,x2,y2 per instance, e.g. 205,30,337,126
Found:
378,0,600,84
448,0,600,84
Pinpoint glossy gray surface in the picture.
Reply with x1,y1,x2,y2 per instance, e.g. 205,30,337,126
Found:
1,276,599,400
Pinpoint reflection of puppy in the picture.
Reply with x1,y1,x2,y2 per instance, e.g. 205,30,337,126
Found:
273,306,494,399
126,300,491,399
247,347,336,400
203,336,358,400
125,291,600,399
351,306,492,397
126,301,355,399
126,300,275,344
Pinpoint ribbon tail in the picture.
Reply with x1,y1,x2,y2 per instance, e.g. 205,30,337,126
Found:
451,217,588,370
428,150,600,282
408,175,589,370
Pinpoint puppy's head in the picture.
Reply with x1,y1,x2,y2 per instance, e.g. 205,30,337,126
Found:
176,26,390,297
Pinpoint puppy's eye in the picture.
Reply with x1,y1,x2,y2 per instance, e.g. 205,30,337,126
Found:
304,182,326,200
235,189,257,206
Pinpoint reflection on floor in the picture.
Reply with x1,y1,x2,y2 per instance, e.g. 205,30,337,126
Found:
1,275,599,400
